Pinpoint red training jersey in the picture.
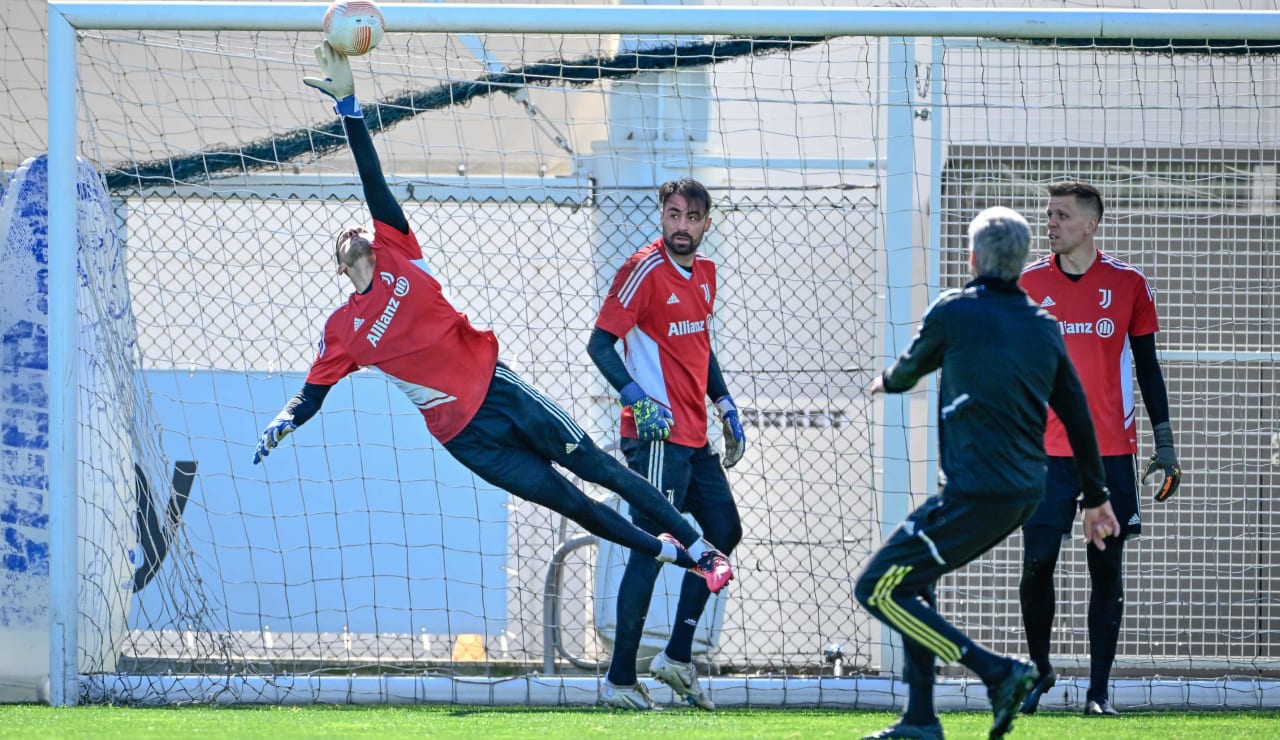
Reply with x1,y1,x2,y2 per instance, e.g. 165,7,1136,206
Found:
1020,251,1160,456
306,220,499,443
595,239,716,448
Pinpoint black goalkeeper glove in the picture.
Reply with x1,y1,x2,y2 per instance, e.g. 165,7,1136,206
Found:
1142,421,1182,502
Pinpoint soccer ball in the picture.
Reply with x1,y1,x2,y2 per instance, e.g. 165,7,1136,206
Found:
323,0,385,57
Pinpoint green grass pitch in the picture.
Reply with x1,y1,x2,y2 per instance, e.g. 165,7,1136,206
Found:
3,704,1278,739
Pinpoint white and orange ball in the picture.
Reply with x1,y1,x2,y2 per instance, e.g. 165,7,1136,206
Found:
323,0,385,57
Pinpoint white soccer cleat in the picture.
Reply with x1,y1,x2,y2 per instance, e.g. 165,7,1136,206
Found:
650,651,715,711
599,680,662,711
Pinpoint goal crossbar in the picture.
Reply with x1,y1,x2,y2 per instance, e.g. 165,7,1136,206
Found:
50,2,1280,38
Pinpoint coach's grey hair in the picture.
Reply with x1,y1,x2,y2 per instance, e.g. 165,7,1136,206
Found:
968,206,1031,282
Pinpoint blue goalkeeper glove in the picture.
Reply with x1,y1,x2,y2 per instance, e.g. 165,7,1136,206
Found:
620,381,673,442
715,396,747,469
253,413,297,465
1142,421,1182,502
302,41,362,118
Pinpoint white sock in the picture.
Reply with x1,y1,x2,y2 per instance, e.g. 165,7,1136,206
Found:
686,538,711,561
657,540,678,563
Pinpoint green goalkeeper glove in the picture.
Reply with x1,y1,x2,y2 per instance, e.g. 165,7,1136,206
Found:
620,381,672,442
1142,421,1182,502
303,41,361,117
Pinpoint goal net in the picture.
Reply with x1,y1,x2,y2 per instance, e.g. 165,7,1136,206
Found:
7,0,1277,708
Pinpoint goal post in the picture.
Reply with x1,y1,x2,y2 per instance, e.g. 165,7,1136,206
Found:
31,0,1280,708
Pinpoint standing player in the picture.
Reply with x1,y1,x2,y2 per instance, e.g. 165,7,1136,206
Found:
857,206,1119,740
588,179,746,711
1018,181,1182,717
252,43,733,597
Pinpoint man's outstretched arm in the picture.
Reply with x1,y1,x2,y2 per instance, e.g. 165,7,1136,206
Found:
252,383,332,464
303,42,409,234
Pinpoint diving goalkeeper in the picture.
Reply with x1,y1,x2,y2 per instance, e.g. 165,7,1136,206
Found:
251,42,733,594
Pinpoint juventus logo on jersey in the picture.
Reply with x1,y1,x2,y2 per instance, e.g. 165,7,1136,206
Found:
667,293,680,305
1098,289,1112,309
701,283,711,302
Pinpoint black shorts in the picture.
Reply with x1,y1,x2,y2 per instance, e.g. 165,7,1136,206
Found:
442,363,590,491
619,437,738,546
1025,455,1142,538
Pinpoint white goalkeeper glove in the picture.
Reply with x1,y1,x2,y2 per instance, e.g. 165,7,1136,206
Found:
716,396,747,469
253,412,297,465
302,41,361,118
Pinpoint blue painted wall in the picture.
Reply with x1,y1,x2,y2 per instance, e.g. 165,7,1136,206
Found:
133,369,511,635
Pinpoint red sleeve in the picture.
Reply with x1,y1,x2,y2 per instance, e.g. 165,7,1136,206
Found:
305,314,359,386
373,219,423,262
595,255,648,339
1129,272,1160,337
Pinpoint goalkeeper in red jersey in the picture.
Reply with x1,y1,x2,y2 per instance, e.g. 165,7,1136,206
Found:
589,178,745,711
251,42,732,594
1017,181,1181,717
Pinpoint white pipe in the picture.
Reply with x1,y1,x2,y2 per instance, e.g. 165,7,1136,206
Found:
46,3,80,708
48,3,1280,40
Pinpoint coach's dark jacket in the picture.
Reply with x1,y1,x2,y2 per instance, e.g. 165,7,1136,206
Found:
881,276,1108,506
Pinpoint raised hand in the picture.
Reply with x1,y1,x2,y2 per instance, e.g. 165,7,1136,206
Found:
302,41,359,116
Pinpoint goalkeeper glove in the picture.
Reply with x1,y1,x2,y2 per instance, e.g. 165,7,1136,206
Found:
1142,421,1182,502
715,396,747,469
302,41,362,118
620,381,673,442
253,412,297,465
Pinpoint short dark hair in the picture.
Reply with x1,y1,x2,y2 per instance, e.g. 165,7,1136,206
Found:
658,178,712,215
1047,180,1104,221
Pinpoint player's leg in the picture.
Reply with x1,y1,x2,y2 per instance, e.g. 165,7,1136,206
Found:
606,439,693,690
855,494,1040,740
664,443,741,663
1018,525,1064,713
648,443,737,710
489,364,705,549
605,548,662,689
1084,536,1125,714
863,628,944,740
1083,455,1139,716
1018,456,1078,712
900,613,944,734
443,407,679,564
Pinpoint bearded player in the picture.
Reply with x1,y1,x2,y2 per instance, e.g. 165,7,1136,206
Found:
589,179,746,711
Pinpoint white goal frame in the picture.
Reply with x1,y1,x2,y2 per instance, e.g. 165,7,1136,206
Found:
44,1,1280,708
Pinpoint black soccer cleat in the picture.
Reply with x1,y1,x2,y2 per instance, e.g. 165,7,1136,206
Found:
862,719,945,740
1020,669,1057,714
987,658,1037,739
